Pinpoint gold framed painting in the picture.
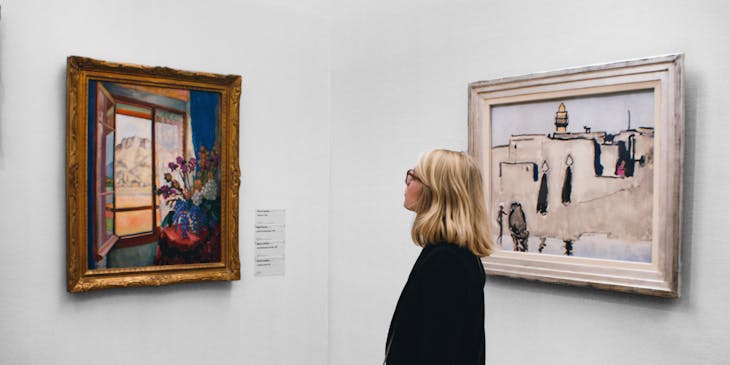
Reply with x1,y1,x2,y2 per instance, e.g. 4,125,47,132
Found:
66,56,241,292
468,54,684,297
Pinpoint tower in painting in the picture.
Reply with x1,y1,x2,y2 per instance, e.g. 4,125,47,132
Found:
554,103,568,133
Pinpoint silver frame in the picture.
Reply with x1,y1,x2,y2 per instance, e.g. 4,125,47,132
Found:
468,54,684,297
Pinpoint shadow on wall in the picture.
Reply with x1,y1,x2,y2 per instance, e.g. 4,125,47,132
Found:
677,67,701,304
0,5,5,171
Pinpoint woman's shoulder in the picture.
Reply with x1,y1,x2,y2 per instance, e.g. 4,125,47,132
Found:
420,242,482,275
426,242,476,258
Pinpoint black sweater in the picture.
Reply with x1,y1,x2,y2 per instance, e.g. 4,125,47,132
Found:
385,242,486,365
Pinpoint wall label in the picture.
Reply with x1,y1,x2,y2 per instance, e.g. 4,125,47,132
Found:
255,209,285,276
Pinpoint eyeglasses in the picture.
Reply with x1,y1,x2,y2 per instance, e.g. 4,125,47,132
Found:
405,169,420,185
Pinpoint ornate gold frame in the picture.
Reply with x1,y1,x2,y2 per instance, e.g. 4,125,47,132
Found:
469,54,684,297
66,56,241,292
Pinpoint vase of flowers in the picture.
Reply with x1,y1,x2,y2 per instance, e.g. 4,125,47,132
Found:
156,145,221,239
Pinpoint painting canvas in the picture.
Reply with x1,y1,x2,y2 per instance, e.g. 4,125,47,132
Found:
469,55,684,297
67,57,241,292
491,91,655,262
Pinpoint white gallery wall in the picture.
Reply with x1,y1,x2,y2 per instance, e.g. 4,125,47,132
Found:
0,0,330,364
328,0,730,364
1,0,730,364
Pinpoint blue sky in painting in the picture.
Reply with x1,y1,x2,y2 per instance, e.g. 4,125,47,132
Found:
116,114,151,140
491,90,654,146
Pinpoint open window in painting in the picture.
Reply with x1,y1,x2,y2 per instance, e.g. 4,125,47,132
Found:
90,81,194,269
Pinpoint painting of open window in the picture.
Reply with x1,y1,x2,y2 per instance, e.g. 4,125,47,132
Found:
468,55,684,297
67,57,241,292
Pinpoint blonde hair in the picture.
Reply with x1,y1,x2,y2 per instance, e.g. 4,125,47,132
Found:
411,149,494,257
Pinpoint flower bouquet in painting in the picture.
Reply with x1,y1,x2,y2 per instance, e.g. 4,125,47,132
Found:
154,146,222,264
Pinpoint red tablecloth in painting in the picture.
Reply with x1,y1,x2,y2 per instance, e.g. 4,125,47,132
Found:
154,225,221,265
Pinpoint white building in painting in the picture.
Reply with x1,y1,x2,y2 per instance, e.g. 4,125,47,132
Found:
492,103,654,250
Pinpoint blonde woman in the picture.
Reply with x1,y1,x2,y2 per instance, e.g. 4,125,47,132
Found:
385,149,493,365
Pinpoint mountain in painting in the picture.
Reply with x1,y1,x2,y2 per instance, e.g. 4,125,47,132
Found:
114,136,152,188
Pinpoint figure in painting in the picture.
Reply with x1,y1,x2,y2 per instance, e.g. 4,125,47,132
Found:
497,202,507,247
509,202,529,252
538,237,547,253
537,161,549,215
563,240,574,256
616,160,626,177
562,155,573,204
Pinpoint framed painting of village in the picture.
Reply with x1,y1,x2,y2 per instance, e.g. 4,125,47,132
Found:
468,54,684,297
66,56,241,292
